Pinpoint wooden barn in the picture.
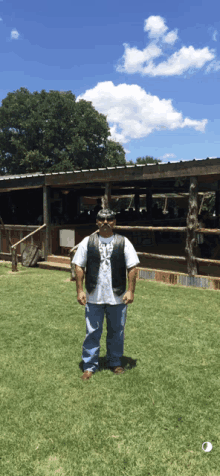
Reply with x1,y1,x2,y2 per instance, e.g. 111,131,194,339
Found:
1,157,220,290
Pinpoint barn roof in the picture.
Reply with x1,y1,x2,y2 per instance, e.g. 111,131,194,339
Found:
0,157,220,194
0,157,218,181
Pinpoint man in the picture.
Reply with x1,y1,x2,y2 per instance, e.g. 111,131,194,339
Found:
72,208,140,381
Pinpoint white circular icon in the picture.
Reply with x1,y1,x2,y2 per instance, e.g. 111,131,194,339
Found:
202,442,213,452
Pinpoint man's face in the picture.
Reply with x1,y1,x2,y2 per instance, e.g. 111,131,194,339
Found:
96,217,116,237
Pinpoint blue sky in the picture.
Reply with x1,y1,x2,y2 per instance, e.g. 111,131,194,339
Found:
0,0,220,165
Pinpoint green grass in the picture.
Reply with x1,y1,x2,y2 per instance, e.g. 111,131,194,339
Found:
0,262,220,475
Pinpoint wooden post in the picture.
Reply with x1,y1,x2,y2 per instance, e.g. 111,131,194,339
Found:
134,192,140,214
43,185,51,261
185,176,199,276
0,217,14,267
8,230,12,253
74,193,81,217
11,246,18,272
102,182,111,209
215,180,220,229
20,231,24,255
146,187,152,219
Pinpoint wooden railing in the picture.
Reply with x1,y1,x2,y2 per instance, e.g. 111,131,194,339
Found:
69,225,220,280
10,223,46,272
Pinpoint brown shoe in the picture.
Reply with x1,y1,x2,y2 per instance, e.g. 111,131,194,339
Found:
81,370,93,381
111,366,125,374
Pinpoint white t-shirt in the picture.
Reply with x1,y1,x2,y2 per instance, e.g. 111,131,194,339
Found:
72,233,140,305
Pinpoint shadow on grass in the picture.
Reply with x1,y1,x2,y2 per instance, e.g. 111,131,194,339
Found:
79,355,137,373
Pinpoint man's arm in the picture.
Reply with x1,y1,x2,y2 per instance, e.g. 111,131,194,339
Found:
123,266,138,304
75,265,85,293
127,266,138,293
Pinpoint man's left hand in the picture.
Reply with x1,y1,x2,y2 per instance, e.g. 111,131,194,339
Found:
123,291,134,304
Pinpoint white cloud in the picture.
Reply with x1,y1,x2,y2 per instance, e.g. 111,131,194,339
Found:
144,16,168,38
160,153,177,159
205,59,220,73
116,43,162,74
116,15,216,77
76,81,207,144
162,29,178,45
11,29,20,40
142,46,215,76
212,30,218,41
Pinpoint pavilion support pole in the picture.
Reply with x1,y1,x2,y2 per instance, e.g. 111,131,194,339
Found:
102,182,111,209
43,185,51,261
0,216,18,271
76,194,81,217
146,186,152,219
134,192,140,214
215,180,220,229
11,246,18,272
185,176,199,276
72,192,81,219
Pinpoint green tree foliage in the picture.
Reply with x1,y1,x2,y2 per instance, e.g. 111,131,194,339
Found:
0,88,126,175
126,155,162,165
105,139,126,166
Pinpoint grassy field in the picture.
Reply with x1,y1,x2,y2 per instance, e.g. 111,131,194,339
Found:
0,261,220,476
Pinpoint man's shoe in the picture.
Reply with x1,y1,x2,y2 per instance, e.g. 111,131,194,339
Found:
111,366,125,374
81,370,93,380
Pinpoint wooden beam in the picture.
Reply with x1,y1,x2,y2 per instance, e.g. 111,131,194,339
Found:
0,180,44,191
43,186,51,260
102,182,111,209
44,159,220,187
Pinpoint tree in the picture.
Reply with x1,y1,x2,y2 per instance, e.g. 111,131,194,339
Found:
0,88,127,175
126,155,162,165
105,139,126,166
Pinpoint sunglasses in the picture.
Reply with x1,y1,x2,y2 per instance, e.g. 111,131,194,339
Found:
97,217,115,222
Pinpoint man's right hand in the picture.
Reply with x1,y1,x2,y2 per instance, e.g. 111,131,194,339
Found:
77,291,87,306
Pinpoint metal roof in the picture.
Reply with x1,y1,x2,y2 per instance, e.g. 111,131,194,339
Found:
0,157,218,181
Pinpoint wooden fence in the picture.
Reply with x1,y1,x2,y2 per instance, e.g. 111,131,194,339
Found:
69,224,220,280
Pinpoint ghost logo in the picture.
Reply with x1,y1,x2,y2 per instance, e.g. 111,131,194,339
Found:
202,442,213,452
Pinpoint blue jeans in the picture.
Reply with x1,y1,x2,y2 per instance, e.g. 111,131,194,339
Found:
82,302,127,373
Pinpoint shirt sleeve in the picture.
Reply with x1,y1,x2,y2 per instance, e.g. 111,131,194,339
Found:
124,237,140,269
71,237,89,267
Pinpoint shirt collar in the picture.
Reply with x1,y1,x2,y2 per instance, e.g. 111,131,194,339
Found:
98,233,115,244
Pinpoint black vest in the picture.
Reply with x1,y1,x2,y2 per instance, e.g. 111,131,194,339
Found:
85,233,126,296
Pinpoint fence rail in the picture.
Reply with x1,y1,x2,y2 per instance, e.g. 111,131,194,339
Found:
113,225,220,235
10,223,46,271
69,224,220,280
